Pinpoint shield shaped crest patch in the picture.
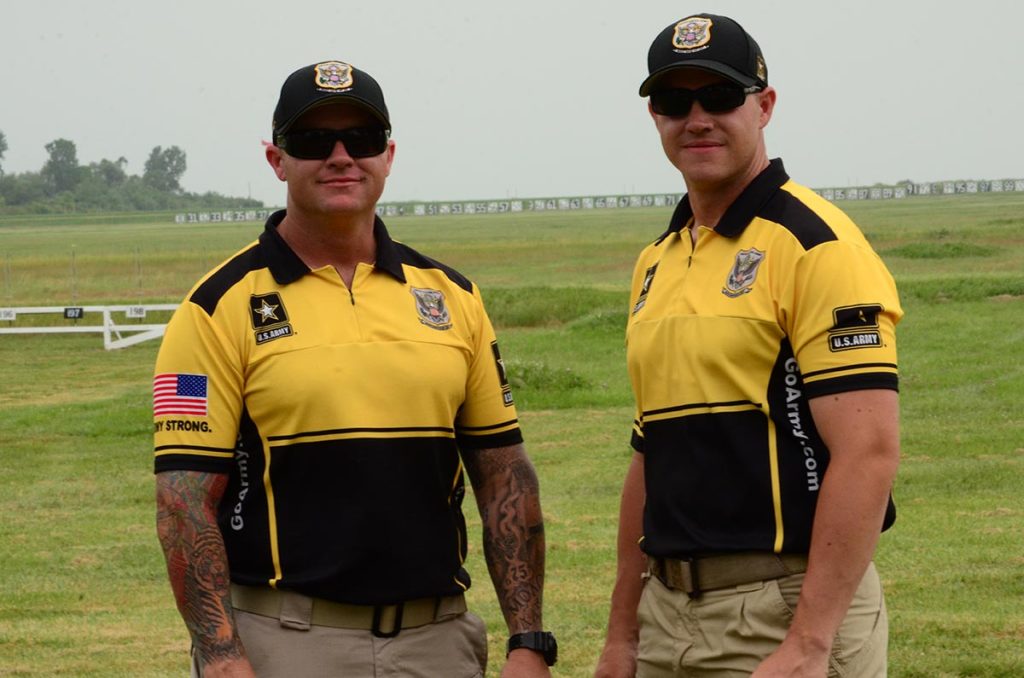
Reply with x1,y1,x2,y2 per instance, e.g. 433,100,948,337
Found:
722,248,766,298
673,17,713,50
314,61,354,90
411,287,452,330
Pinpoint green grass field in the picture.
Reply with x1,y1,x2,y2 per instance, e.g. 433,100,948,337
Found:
1,193,1022,676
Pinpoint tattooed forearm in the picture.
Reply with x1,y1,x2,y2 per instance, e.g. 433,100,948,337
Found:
156,470,247,667
463,444,546,633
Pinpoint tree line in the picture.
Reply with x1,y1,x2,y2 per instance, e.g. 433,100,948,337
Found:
0,130,262,214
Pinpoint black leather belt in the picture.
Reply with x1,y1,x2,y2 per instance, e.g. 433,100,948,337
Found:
648,552,809,597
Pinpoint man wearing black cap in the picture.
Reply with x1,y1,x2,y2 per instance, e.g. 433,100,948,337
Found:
595,15,901,677
154,60,555,677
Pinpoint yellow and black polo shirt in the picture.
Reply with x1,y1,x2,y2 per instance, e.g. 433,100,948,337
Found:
153,210,521,605
627,159,902,557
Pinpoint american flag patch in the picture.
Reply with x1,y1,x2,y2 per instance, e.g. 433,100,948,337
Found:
153,373,209,417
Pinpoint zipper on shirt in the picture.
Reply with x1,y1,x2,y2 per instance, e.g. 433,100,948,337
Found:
686,226,697,269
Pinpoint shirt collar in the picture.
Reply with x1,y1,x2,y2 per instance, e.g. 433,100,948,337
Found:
259,209,407,285
666,158,790,238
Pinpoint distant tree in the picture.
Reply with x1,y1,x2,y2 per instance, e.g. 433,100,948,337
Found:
0,130,7,174
41,138,81,194
0,137,261,214
91,156,128,186
143,145,187,192
0,171,47,206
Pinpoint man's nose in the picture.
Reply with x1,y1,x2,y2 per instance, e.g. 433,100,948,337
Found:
684,103,716,130
325,140,354,163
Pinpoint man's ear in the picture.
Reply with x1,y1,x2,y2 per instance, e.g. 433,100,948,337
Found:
266,143,287,181
758,87,777,129
383,139,396,178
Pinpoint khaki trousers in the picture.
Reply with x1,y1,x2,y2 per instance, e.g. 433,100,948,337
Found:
637,562,888,677
191,606,488,678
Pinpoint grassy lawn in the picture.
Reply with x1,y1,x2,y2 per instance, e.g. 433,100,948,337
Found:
1,194,1022,676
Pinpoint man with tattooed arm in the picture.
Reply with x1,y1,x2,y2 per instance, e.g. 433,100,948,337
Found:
154,60,555,677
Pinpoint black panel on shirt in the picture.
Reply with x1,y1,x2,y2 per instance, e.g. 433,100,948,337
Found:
153,450,236,474
189,245,266,316
392,242,473,293
765,342,896,548
640,410,776,556
804,372,900,399
759,190,839,251
218,408,274,578
767,340,828,553
456,424,522,451
229,436,472,604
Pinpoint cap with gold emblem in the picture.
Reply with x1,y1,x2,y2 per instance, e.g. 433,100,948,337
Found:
272,60,391,138
639,14,767,96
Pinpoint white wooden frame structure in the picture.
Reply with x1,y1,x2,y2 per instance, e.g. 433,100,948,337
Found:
0,304,178,350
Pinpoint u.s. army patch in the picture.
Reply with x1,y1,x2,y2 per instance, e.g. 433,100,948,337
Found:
632,263,659,315
250,292,294,344
827,303,884,352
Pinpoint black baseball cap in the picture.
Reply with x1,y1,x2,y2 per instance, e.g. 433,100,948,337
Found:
272,60,391,140
639,14,767,96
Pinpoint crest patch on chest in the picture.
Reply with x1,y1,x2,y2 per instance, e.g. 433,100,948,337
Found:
411,287,452,330
722,248,766,298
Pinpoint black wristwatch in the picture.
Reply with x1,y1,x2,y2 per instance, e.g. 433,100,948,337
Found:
507,631,558,666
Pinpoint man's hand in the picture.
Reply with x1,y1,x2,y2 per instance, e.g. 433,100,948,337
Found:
593,639,638,678
501,648,552,677
200,657,258,678
751,633,830,677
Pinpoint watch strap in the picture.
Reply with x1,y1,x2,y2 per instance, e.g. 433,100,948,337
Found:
507,631,557,666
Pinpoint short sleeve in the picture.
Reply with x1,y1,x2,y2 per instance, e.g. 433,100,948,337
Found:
786,241,903,399
153,300,244,473
454,285,522,450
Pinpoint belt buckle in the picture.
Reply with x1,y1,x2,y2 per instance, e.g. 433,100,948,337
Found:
654,557,701,598
679,557,701,598
371,602,405,638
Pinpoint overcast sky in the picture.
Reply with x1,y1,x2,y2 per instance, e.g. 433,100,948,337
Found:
4,1,1022,207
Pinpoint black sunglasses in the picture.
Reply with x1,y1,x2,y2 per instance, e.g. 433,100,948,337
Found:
650,84,763,117
276,126,390,160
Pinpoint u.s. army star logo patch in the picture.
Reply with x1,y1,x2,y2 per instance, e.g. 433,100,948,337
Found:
249,292,293,344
